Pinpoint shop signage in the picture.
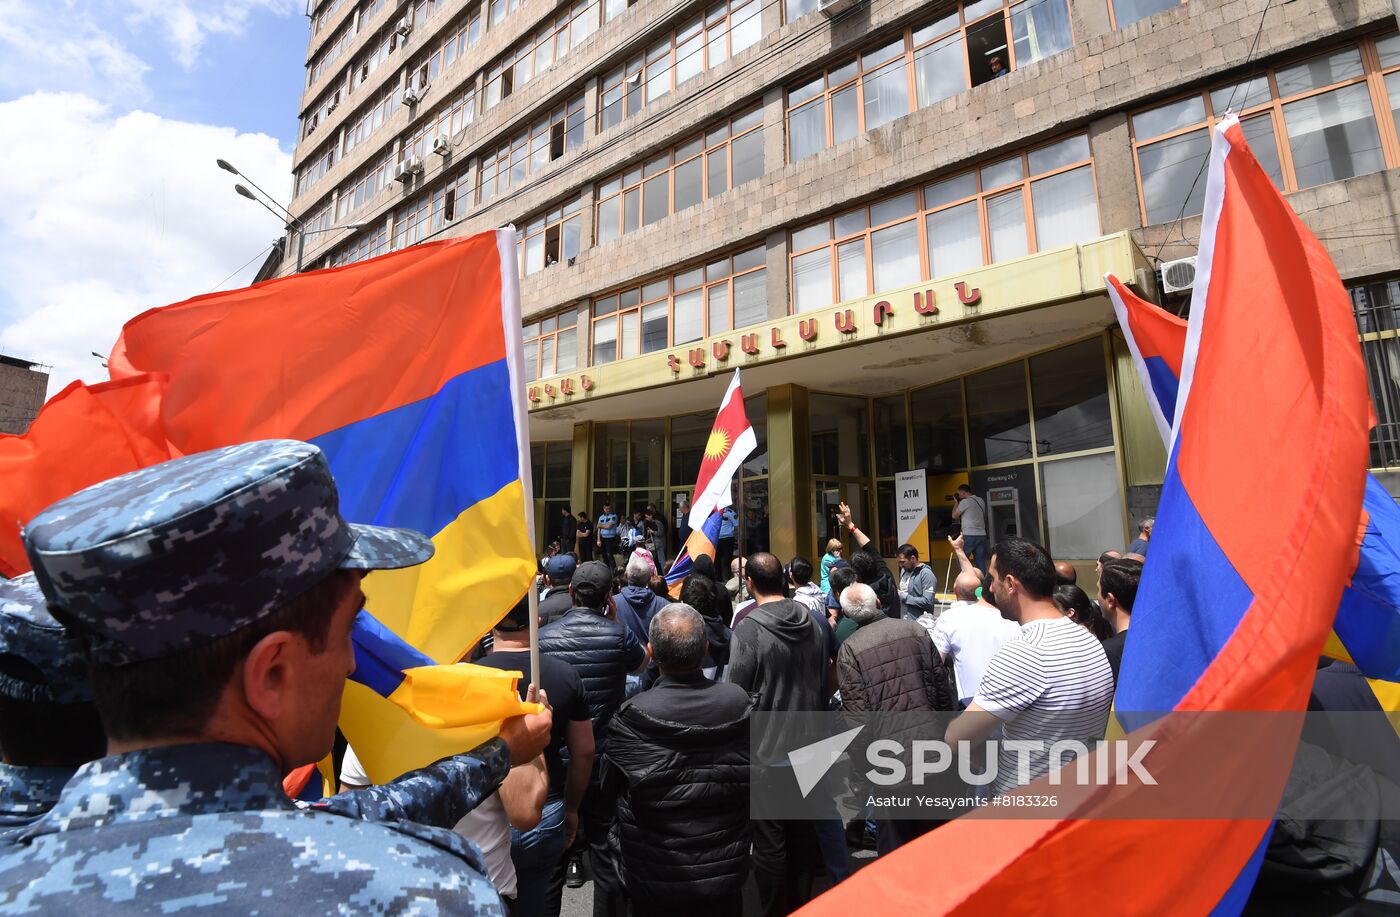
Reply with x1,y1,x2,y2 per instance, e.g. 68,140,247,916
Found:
664,282,981,374
896,469,930,558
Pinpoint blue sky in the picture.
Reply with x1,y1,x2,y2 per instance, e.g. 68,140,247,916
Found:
0,1,309,392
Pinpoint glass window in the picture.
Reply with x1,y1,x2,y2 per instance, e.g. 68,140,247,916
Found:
1029,338,1112,455
1028,134,1091,174
1240,115,1285,189
872,220,921,291
864,60,912,132
810,394,870,477
1111,0,1179,26
793,249,832,312
789,100,827,160
544,441,572,498
593,315,618,364
1282,84,1385,189
670,412,711,486
966,361,1031,465
987,190,1028,261
1133,96,1207,139
1209,77,1272,114
732,128,764,187
595,422,629,486
911,380,967,472
1137,128,1210,224
743,393,769,476
914,33,967,108
1010,0,1071,67
629,420,665,487
674,289,703,343
837,240,867,301
874,396,910,476
785,0,819,21
1040,453,1125,558
1276,48,1365,96
733,269,768,326
1030,166,1099,249
641,301,668,352
927,201,984,278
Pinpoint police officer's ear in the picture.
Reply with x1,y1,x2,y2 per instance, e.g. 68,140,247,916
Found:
239,631,300,722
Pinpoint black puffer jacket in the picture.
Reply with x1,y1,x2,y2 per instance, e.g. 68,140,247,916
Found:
539,607,646,753
603,695,752,905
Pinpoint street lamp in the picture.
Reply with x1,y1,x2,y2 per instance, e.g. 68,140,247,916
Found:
221,159,365,272
90,351,108,369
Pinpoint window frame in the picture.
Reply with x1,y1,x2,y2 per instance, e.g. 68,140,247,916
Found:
523,308,587,380
788,133,1099,311
519,196,586,277
1129,32,1400,225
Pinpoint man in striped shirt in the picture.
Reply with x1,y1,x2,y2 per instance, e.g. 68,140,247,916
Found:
945,538,1115,797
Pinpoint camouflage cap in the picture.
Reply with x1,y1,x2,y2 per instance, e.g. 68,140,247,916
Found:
22,440,434,666
0,572,93,705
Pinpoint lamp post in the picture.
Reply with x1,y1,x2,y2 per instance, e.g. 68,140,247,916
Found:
222,160,364,272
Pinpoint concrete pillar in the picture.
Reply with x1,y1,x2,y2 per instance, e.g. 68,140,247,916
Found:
766,384,812,563
1071,0,1114,45
761,85,786,176
1089,112,1142,235
764,228,789,320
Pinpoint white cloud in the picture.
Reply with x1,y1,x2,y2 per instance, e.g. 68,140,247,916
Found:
124,0,300,71
0,91,292,393
0,1,300,100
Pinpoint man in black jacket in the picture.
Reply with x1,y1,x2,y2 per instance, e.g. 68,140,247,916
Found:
604,604,752,917
538,554,577,627
539,561,648,916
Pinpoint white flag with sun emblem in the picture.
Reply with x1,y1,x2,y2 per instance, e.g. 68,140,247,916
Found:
687,369,757,531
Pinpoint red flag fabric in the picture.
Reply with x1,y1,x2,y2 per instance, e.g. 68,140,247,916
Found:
0,374,173,577
796,116,1369,916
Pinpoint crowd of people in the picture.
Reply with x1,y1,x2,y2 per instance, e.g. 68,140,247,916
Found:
2,437,1391,914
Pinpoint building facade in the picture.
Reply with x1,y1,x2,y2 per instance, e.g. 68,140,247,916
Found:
0,355,50,436
287,0,1400,569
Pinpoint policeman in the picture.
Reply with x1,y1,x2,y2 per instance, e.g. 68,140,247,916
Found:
0,439,538,913
0,574,103,837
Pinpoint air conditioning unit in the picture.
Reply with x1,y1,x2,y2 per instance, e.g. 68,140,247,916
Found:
404,155,424,175
431,134,451,156
818,0,865,18
395,17,413,36
402,86,421,106
1160,256,1197,294
393,160,411,183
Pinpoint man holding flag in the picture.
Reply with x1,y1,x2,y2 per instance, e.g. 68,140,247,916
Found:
0,440,542,914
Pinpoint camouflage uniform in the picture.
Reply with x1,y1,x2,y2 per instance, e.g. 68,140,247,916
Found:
0,574,91,840
4,440,507,913
0,743,505,914
314,738,513,826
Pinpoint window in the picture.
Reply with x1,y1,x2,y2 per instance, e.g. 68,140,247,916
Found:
327,221,390,268
295,143,337,197
595,108,763,242
524,308,586,380
406,5,481,97
590,246,767,363
486,1,602,110
597,0,762,130
783,0,820,23
490,0,527,27
789,134,1096,309
312,0,352,35
481,96,584,203
786,0,1072,160
1131,34,1400,225
308,19,354,86
1351,277,1400,468
342,84,401,157
519,196,584,277
1111,0,1182,29
335,152,394,221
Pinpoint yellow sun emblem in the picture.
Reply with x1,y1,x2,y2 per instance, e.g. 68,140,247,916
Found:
703,428,732,460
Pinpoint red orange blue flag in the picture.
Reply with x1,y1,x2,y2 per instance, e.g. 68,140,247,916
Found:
106,230,538,783
1108,278,1400,687
666,370,756,590
798,113,1370,915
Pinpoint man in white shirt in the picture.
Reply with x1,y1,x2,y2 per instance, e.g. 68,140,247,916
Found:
922,570,1019,707
945,538,1114,797
950,484,990,574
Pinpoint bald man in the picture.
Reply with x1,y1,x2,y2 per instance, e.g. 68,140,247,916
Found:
1053,561,1077,586
925,569,1020,708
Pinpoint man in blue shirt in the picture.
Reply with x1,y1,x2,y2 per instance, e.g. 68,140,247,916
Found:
597,502,620,569
716,505,739,576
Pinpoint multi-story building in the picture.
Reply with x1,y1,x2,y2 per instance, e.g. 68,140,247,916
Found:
0,355,49,435
284,0,1400,571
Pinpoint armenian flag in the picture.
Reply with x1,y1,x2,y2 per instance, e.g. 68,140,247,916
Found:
666,370,755,590
1108,277,1400,686
798,114,1370,915
0,373,173,577
107,230,538,783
